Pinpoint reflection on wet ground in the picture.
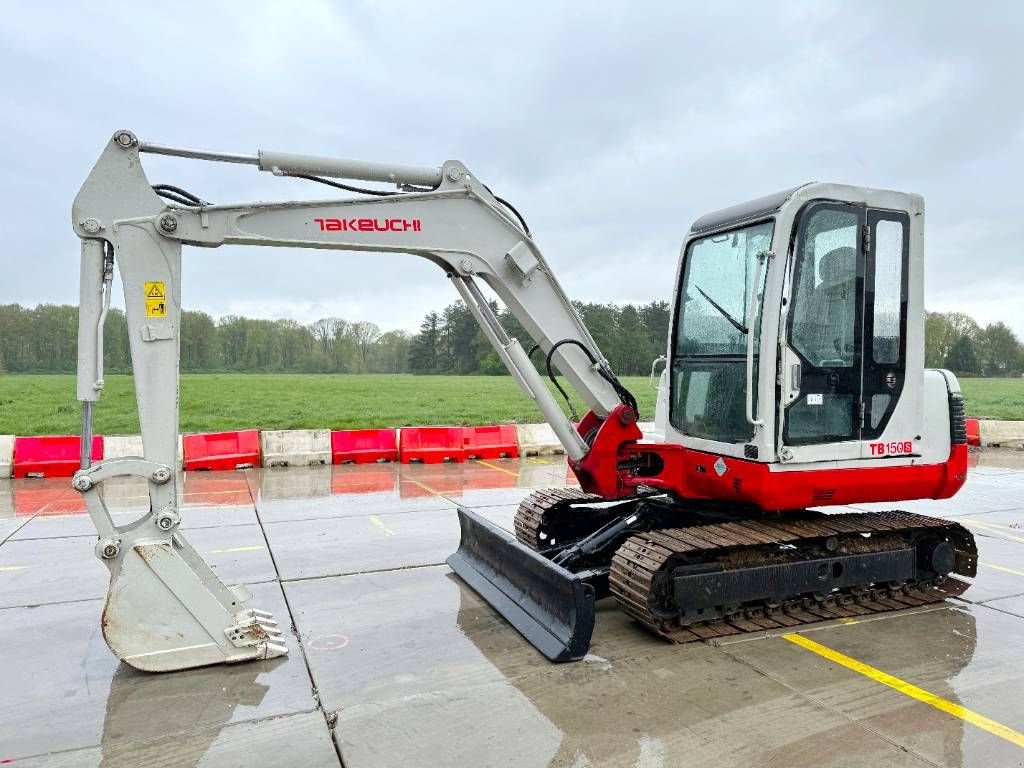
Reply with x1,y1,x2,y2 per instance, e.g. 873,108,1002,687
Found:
2,449,1024,766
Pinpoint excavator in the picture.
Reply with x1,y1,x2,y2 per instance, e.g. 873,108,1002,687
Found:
71,130,976,672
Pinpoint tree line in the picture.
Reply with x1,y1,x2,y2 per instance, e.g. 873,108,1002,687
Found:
924,312,1023,376
0,303,1020,378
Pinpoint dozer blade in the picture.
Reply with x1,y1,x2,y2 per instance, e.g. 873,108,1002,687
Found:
447,506,595,662
99,532,288,672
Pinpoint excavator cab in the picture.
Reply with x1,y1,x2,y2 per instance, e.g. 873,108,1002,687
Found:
655,184,966,510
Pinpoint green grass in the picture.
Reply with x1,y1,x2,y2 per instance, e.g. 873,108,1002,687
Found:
0,373,1018,436
0,374,658,435
957,378,1024,421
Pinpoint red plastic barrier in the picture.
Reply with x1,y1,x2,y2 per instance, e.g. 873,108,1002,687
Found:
331,429,398,464
13,435,103,479
463,424,519,460
182,429,260,471
399,427,465,464
965,418,981,447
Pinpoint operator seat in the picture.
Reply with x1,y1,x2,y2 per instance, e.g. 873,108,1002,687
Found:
804,246,856,366
787,246,857,440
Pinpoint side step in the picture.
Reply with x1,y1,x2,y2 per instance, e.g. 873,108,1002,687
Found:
447,507,596,662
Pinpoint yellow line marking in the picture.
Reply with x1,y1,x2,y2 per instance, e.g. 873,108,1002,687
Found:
836,617,859,625
475,459,519,478
526,457,554,465
784,633,1024,748
959,518,1024,544
369,515,396,536
0,566,28,571
979,561,1024,578
403,477,443,496
208,545,265,554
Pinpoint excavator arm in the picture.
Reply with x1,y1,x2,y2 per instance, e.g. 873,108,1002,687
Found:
72,130,640,671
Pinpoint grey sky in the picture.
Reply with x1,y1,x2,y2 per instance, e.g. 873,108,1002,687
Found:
3,2,1022,335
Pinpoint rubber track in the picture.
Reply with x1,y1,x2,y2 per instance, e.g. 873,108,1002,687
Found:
609,510,976,643
514,487,604,549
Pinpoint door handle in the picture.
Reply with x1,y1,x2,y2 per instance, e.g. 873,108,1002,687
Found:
791,362,801,390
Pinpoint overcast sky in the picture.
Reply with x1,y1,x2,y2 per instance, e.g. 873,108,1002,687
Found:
3,2,1022,335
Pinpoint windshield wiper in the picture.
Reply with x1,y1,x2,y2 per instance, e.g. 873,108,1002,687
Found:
695,286,748,334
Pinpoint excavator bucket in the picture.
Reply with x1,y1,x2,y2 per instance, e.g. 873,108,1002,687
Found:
98,529,288,672
447,506,596,662
74,462,288,673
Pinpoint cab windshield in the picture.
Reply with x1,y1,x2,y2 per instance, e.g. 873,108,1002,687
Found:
670,221,773,442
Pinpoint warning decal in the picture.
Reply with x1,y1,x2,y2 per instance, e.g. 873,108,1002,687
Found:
144,282,167,317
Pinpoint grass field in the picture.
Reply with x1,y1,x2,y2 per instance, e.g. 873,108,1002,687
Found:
0,373,1019,435
0,374,658,435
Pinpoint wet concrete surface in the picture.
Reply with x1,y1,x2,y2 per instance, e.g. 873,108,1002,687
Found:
2,450,1024,766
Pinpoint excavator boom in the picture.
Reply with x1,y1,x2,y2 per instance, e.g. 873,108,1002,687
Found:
73,130,640,670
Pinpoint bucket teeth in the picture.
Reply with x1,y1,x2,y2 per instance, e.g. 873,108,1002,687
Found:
262,640,289,659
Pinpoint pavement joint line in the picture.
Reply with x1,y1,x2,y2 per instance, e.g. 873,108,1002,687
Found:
958,518,1024,543
261,505,461,526
960,517,1024,532
975,590,1024,605
474,459,519,477
281,561,447,584
0,595,104,611
3,519,264,542
369,515,396,536
0,514,35,545
974,602,1024,622
247,474,346,768
784,632,1024,749
4,708,325,765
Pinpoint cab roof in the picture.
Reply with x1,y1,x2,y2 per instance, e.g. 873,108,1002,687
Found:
689,184,810,234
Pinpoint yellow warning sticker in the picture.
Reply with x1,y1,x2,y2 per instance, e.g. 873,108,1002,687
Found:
146,298,167,318
144,282,167,317
144,281,166,300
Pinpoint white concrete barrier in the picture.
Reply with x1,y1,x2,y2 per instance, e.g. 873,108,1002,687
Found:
104,434,144,458
515,423,565,456
0,435,13,479
260,429,331,467
979,420,1024,448
103,434,185,469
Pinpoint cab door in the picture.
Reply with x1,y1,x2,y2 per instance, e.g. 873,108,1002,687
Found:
861,209,910,445
781,202,911,461
782,202,866,457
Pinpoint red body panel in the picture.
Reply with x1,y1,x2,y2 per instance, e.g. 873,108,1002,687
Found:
571,409,969,510
571,406,643,498
182,429,260,472
13,435,104,478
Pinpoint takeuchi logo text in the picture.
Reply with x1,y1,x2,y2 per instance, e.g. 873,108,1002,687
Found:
314,217,421,232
